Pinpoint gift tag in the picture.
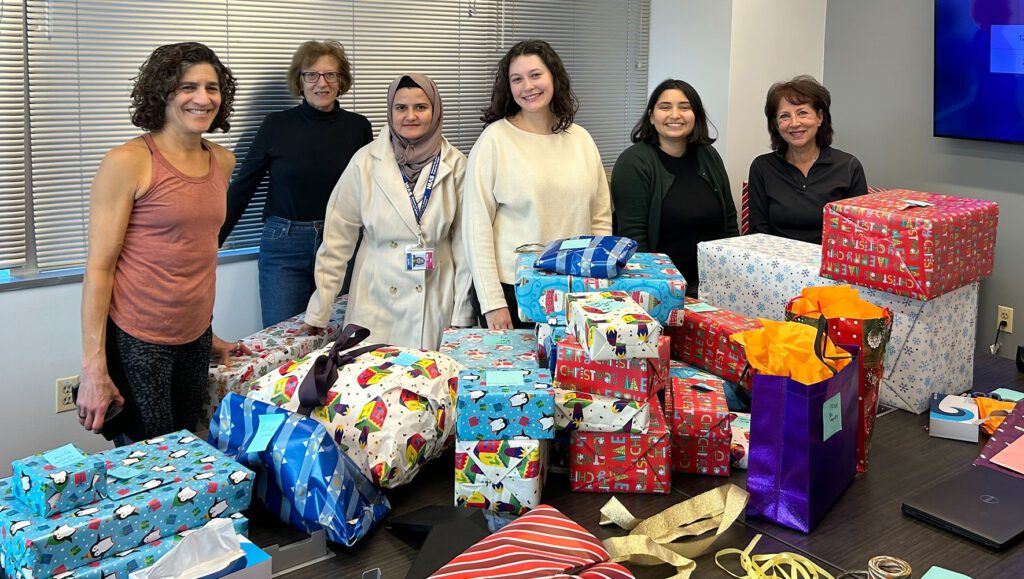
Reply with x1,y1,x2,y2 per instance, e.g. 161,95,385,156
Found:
108,466,145,480
246,413,287,454
685,302,720,313
44,444,86,468
483,334,515,347
406,245,435,271
823,393,842,441
559,238,591,251
392,352,423,367
990,388,1024,402
486,370,525,387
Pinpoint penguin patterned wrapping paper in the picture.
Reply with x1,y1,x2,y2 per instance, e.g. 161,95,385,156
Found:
247,343,462,489
514,252,687,326
11,445,107,517
454,439,547,515
456,370,556,440
565,291,663,361
0,432,253,579
439,328,539,371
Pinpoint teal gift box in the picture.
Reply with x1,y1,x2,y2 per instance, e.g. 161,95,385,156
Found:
456,369,556,440
11,444,107,517
0,431,254,579
439,328,539,370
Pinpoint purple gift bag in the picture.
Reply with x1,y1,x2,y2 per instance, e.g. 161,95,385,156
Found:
746,346,860,533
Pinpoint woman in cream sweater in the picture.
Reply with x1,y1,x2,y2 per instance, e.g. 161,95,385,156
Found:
462,39,612,329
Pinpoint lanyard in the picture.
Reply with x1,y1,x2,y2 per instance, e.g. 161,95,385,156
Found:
402,154,441,224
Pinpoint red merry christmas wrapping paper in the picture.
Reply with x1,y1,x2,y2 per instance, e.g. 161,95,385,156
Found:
668,374,731,476
666,297,762,394
554,335,669,402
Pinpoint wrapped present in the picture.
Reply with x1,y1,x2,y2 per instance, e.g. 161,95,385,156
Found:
669,373,731,476
456,369,556,440
821,190,998,300
0,432,253,579
570,398,670,494
515,251,687,325
534,235,638,278
565,291,663,361
536,322,568,373
666,297,761,394
454,439,546,515
667,360,749,413
729,412,751,470
208,393,390,546
203,295,349,426
555,335,669,402
63,513,248,579
554,389,650,434
697,233,979,413
439,328,538,371
11,444,107,517
247,325,461,488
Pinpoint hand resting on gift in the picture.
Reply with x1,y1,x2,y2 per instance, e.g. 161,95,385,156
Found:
298,322,325,336
484,307,513,330
211,333,253,367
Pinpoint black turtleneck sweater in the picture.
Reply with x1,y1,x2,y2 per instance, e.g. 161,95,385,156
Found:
219,100,373,245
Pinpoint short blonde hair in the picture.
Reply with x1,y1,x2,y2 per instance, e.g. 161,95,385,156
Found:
287,40,352,97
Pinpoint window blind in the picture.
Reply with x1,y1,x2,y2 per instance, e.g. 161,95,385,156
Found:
0,0,26,269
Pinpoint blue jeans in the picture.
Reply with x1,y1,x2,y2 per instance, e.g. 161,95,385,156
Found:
258,216,325,327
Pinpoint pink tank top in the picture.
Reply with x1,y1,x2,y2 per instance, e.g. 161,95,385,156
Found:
109,133,226,345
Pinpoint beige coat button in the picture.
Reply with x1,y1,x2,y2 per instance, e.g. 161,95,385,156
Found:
389,286,398,295
415,285,423,293
389,241,398,248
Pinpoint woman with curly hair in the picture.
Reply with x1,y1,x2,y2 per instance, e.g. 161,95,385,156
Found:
462,39,612,329
78,42,247,444
219,40,372,327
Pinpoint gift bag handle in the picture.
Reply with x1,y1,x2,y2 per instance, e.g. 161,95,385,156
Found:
296,324,386,416
811,315,853,376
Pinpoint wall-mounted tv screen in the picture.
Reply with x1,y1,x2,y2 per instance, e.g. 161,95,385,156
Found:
935,0,1024,144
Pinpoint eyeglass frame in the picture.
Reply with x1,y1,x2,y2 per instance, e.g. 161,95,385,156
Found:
301,71,341,84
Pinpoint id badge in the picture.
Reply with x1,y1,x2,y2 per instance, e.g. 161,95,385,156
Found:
405,245,435,271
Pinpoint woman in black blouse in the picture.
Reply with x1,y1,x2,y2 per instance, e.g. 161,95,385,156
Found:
747,75,866,244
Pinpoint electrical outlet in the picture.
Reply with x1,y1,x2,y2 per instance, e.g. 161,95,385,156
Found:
56,375,78,413
998,305,1014,334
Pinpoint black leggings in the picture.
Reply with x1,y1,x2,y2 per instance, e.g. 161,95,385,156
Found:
105,318,212,445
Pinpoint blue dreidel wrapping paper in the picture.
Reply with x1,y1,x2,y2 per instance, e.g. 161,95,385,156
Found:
12,444,108,518
208,393,390,546
456,370,556,440
514,252,687,326
0,431,253,579
438,328,539,371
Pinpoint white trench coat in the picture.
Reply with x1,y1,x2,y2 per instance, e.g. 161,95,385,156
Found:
305,129,475,350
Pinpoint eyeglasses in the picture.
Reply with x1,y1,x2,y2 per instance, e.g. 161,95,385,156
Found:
301,71,341,84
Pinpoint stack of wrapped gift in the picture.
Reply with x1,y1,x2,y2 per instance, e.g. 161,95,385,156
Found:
454,369,554,515
698,194,991,413
663,362,733,476
557,291,671,494
0,433,253,578
203,295,348,425
439,328,538,370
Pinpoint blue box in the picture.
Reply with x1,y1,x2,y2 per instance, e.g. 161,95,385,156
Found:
0,431,254,578
439,328,539,370
514,252,687,325
456,369,556,440
11,444,107,517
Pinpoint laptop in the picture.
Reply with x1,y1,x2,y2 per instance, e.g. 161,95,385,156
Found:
902,466,1024,549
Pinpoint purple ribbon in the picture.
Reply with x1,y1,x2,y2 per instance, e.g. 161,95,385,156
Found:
296,324,385,416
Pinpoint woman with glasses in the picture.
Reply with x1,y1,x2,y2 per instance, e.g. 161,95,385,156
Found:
300,74,474,350
220,39,372,327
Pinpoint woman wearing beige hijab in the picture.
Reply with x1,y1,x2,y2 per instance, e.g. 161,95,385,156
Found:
301,74,474,349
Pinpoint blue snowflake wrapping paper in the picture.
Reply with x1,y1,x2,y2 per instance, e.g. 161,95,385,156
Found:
0,431,253,579
438,328,538,370
11,446,107,518
208,393,390,547
514,252,687,325
697,234,979,413
456,369,556,440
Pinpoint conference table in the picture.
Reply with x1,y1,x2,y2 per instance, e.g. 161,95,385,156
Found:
248,354,1024,578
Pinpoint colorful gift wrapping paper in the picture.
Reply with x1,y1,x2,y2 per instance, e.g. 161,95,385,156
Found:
666,297,761,393
729,413,751,470
247,343,461,488
454,439,546,515
565,291,663,361
203,296,349,426
208,393,390,547
821,190,998,300
534,235,638,278
555,335,669,402
439,328,539,371
697,234,979,413
570,398,670,494
536,322,568,373
515,252,687,326
456,370,556,440
554,389,650,434
0,432,253,579
11,445,107,517
669,375,731,476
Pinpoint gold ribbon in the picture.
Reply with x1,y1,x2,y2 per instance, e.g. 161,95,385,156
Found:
715,534,835,579
600,483,749,579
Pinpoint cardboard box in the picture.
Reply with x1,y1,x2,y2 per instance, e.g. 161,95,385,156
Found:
929,394,982,442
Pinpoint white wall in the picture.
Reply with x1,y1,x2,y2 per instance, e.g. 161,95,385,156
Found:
0,259,261,476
